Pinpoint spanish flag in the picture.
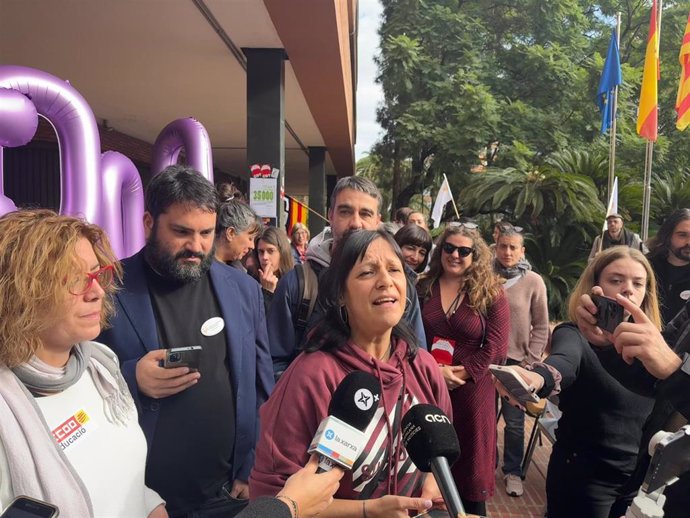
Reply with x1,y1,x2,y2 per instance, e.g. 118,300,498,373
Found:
286,196,308,234
637,0,659,141
676,13,690,130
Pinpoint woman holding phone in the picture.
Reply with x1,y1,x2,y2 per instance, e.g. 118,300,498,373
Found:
0,210,166,518
508,247,659,518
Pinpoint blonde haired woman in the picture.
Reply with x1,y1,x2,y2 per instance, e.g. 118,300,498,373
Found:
0,210,166,518
511,247,659,518
417,222,509,516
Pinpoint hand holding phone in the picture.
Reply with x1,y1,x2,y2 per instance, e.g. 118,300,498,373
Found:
489,364,540,410
592,295,625,334
0,496,59,518
162,346,202,372
136,349,201,399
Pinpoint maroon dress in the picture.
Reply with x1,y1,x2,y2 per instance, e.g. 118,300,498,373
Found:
421,282,509,502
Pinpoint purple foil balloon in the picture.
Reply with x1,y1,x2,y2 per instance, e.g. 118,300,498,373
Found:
0,65,105,231
0,87,38,147
101,151,145,258
152,118,214,182
0,148,17,214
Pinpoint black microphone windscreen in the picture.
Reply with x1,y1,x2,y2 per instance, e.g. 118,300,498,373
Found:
328,371,381,431
401,404,460,472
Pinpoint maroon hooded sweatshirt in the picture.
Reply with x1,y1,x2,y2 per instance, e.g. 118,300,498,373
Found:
249,338,452,501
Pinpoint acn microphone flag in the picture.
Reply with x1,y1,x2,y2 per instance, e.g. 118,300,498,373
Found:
597,30,622,134
676,13,690,131
637,0,659,141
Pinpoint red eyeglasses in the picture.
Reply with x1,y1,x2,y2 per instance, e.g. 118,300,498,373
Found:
68,265,115,295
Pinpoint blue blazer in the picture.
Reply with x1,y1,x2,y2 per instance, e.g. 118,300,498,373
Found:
98,251,274,482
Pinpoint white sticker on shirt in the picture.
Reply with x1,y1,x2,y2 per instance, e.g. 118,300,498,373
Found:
681,290,690,301
201,317,225,337
51,408,97,452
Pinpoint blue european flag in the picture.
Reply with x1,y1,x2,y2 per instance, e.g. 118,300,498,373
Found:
597,30,623,134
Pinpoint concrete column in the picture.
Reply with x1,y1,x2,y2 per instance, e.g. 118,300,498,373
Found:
308,146,326,237
245,48,285,226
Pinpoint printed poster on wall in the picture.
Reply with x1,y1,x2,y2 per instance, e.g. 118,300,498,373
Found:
249,178,277,218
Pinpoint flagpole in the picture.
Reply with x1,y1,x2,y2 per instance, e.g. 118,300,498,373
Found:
641,142,654,240
608,12,622,199
444,174,460,219
640,0,662,241
286,195,329,223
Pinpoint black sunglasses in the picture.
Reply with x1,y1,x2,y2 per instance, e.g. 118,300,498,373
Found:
441,243,474,257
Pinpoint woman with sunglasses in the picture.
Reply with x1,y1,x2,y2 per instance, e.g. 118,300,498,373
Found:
417,222,509,516
0,210,166,518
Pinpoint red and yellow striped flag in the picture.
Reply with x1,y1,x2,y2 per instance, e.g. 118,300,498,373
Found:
287,196,308,234
676,13,690,130
637,0,659,141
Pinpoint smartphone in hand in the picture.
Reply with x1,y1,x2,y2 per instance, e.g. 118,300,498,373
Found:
0,496,59,518
162,346,202,372
592,295,625,334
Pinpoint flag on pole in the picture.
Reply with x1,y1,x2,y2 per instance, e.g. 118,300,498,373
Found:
676,13,690,130
637,0,659,141
603,177,619,231
431,174,454,229
286,196,308,234
597,30,622,134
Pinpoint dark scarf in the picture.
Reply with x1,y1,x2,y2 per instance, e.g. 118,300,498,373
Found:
494,258,531,289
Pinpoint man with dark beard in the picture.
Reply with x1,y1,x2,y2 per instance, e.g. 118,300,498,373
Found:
647,209,690,324
98,165,273,518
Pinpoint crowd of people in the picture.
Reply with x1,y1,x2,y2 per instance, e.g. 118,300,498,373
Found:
0,167,689,518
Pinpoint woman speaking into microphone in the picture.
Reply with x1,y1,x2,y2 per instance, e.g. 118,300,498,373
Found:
250,229,452,518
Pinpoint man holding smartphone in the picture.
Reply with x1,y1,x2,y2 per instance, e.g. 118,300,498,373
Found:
98,166,274,518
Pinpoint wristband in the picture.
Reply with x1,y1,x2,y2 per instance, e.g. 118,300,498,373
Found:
277,495,299,518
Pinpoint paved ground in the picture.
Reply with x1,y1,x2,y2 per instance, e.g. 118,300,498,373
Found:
487,411,552,518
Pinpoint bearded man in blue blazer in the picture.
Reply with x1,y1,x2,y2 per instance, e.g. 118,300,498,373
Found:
98,165,273,518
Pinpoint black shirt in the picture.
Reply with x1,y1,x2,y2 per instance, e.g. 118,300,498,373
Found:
143,262,236,515
651,257,690,324
535,324,654,474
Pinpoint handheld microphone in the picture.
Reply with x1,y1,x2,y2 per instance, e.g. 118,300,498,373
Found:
308,370,381,472
402,404,465,518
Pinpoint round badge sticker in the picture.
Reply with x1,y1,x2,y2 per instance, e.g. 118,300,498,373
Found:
201,317,225,337
681,290,690,301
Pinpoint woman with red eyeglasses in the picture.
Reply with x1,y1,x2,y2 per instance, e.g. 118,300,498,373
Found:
0,210,167,518
417,222,509,516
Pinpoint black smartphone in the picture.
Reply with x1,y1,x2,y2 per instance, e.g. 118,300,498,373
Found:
592,294,625,333
0,496,59,518
162,346,202,371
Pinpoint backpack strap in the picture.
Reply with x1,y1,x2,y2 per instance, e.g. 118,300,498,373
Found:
294,261,319,334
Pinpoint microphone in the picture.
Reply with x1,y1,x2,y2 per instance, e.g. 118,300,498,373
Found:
402,404,465,518
308,370,381,472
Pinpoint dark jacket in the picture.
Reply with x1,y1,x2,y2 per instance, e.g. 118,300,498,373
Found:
649,254,690,325
97,251,274,482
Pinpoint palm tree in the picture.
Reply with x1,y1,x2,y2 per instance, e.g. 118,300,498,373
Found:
464,161,604,319
465,165,604,223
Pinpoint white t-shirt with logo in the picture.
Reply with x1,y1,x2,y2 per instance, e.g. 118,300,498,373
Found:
31,373,163,517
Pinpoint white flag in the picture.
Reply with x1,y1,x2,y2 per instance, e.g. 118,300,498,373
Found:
431,175,454,229
602,177,619,231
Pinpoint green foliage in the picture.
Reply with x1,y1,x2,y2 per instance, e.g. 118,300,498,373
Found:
371,0,690,318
